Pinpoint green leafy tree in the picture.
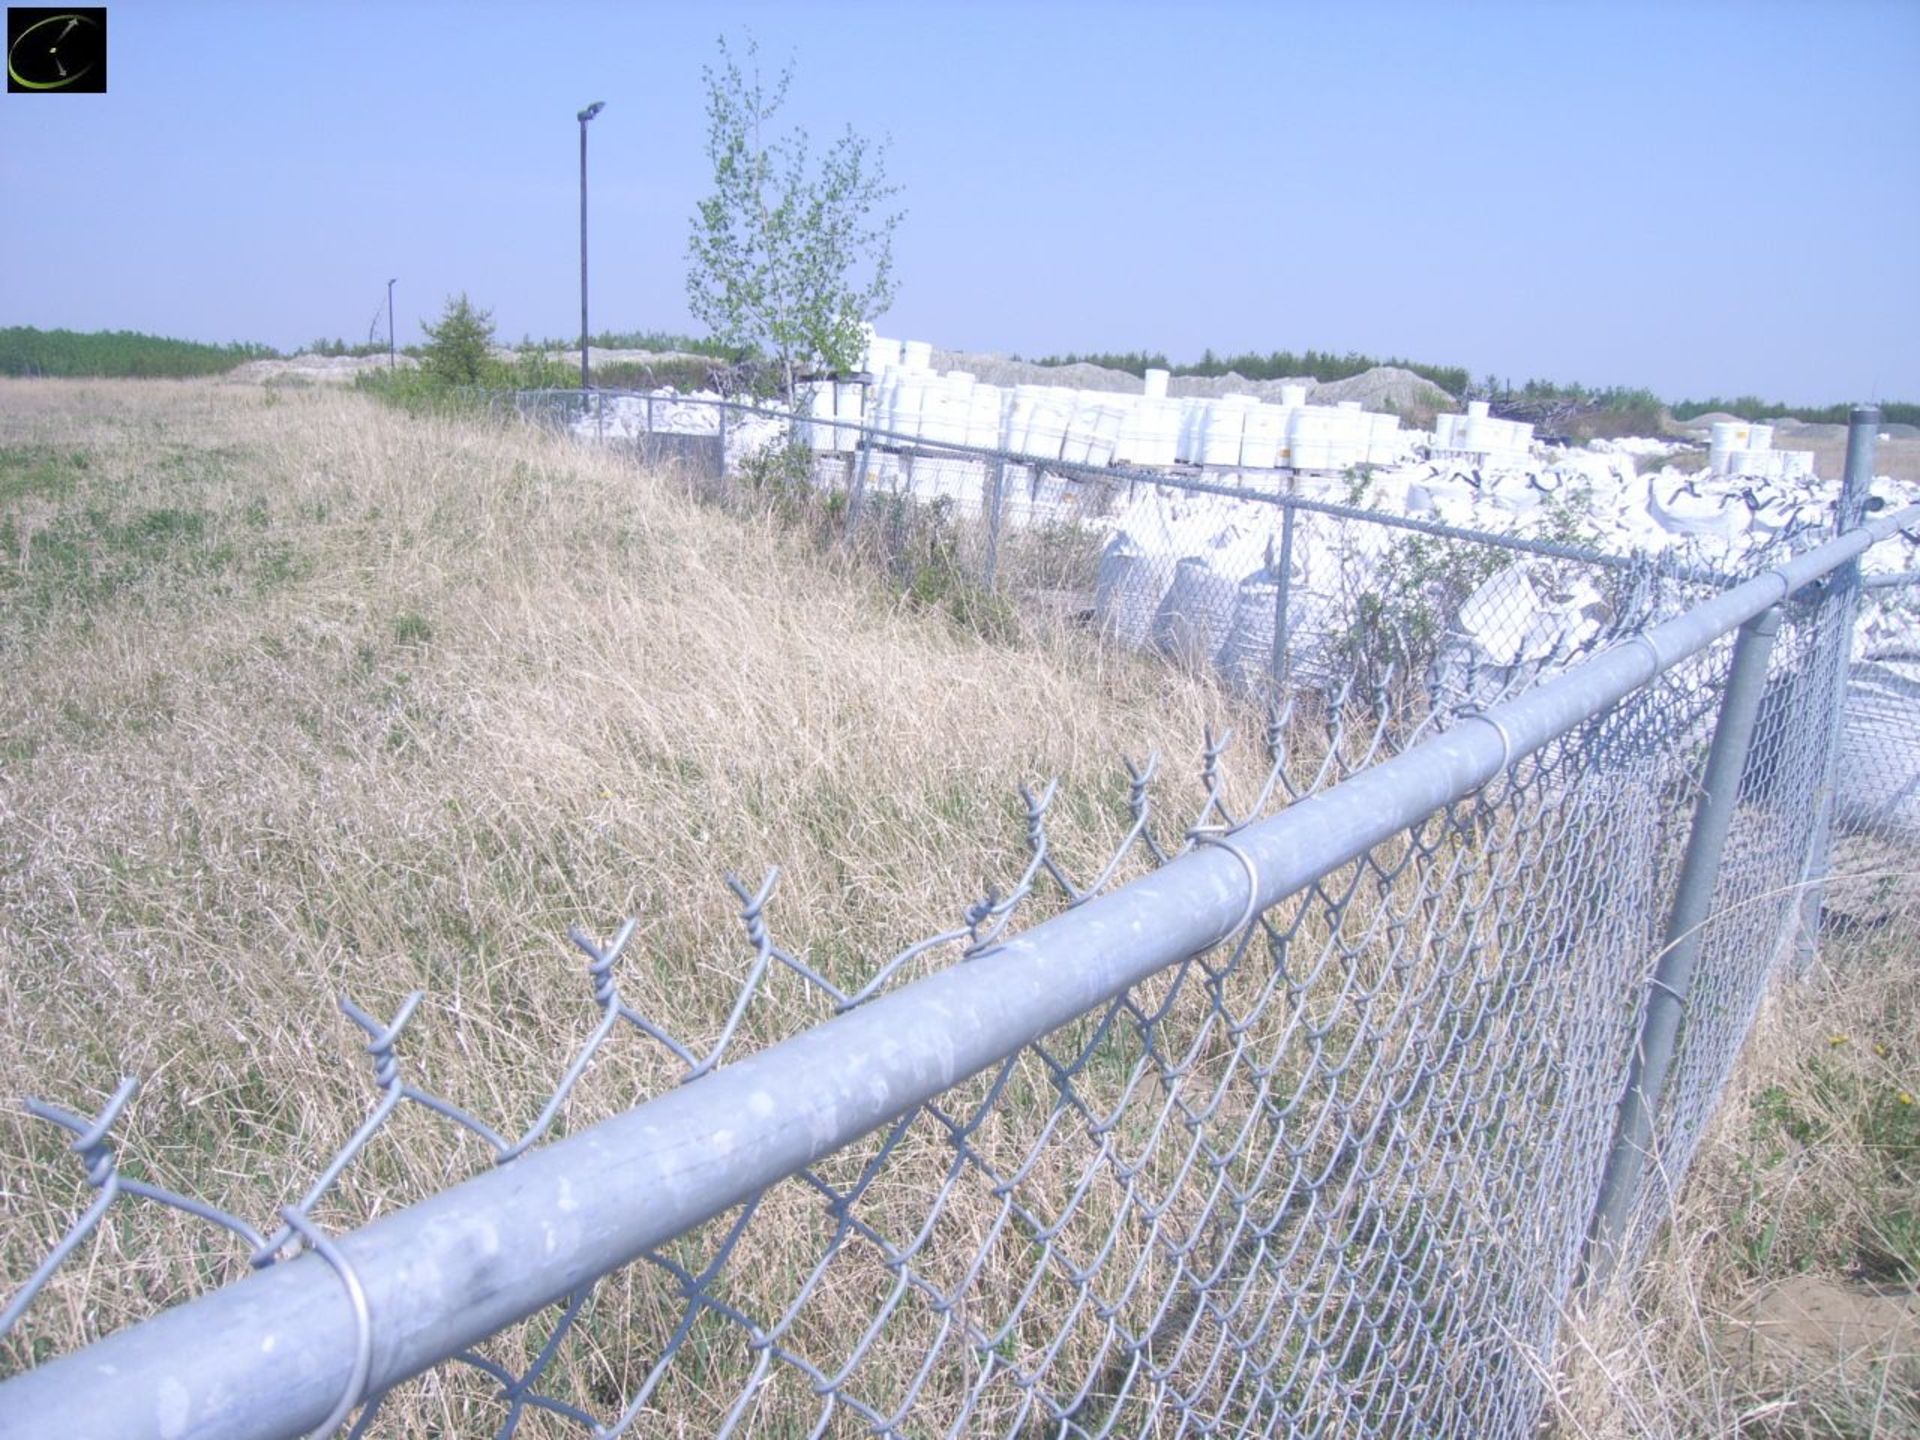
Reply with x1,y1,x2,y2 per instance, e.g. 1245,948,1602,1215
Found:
686,34,905,399
419,293,495,387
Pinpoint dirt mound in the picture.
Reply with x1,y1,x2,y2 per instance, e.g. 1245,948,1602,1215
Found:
1311,366,1455,414
928,351,1143,394
1676,411,1744,432
929,348,1454,416
1165,371,1315,400
1770,418,1849,442
1714,1275,1920,1394
227,353,411,385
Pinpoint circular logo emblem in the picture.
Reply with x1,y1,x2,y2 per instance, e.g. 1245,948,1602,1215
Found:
8,13,104,91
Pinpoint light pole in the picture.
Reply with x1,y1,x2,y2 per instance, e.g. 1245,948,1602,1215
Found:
386,278,397,371
577,101,604,392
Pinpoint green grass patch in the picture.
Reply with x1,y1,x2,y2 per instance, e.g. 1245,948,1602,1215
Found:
0,438,312,635
0,444,91,505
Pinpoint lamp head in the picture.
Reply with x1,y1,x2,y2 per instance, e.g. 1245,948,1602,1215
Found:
578,101,605,122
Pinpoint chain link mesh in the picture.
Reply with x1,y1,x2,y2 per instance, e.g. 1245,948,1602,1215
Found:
4,391,1915,1438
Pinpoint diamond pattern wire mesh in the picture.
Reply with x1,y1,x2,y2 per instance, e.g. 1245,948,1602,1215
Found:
499,388,1754,709
2,393,1911,1439
1613,567,1920,1276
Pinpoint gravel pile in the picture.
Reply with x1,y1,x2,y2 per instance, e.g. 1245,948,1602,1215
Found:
227,353,412,384
928,349,1454,415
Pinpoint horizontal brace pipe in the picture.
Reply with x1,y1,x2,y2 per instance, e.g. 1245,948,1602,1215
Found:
1862,567,1920,590
515,388,1718,578
7,504,1913,1440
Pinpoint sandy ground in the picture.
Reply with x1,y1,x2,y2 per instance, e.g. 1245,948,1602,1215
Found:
1674,415,1920,483
1766,431,1920,484
225,352,411,383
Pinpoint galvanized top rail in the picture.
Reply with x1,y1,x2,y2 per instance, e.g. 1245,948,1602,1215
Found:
4,496,1912,1440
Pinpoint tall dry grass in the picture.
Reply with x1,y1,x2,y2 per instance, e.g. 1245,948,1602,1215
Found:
5,380,1910,1436
0,379,1296,1427
1551,903,1919,1440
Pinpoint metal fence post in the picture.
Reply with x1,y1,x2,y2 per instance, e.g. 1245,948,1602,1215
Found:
1271,497,1297,692
1582,603,1784,1288
1793,406,1878,969
847,425,873,527
983,456,1008,587
716,400,730,482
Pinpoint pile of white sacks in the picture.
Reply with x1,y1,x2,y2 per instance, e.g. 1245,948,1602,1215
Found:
850,333,1503,472
560,356,1919,842
1086,449,1917,667
1088,448,1919,845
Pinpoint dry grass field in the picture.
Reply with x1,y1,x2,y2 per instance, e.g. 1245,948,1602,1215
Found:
1551,921,1919,1439
0,379,1911,1436
0,378,1288,1429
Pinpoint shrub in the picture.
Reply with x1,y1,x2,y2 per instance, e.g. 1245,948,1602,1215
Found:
419,294,495,387
686,33,905,399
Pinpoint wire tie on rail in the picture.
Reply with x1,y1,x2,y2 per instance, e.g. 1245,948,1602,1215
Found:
282,1208,374,1440
1190,832,1263,938
1616,633,1663,674
1646,976,1689,1007
1467,713,1516,781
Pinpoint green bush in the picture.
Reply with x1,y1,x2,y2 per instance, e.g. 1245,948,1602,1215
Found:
419,294,495,388
482,350,576,391
1335,530,1506,693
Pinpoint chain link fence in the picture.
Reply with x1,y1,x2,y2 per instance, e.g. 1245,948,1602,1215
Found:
497,388,1774,711
1,392,1916,1437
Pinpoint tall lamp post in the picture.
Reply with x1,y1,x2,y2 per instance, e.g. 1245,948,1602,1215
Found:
386,278,397,371
577,101,605,392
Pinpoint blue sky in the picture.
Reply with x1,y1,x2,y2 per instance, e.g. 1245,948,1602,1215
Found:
3,0,1916,401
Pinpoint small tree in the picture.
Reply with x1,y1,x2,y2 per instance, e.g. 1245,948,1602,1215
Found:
686,35,904,399
420,293,495,387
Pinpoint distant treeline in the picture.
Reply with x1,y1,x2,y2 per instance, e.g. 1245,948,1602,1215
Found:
1671,395,1920,427
1501,379,1663,411
303,337,402,359
0,327,277,378
1484,379,1919,430
1026,348,1472,397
